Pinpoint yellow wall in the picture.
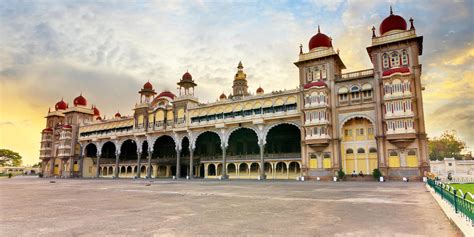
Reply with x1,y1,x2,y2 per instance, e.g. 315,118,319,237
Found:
341,118,377,174
407,155,418,167
323,158,331,169
389,155,401,167
82,157,95,178
309,158,317,168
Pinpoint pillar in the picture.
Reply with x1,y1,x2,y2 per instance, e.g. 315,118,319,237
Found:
176,148,181,178
221,145,228,179
58,159,64,178
189,147,194,179
50,158,55,177
147,148,152,178
259,143,266,180
96,152,101,178
114,152,120,178
69,158,74,178
79,155,84,178
136,151,142,178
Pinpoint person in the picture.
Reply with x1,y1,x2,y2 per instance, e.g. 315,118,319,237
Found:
352,170,357,177
359,171,364,177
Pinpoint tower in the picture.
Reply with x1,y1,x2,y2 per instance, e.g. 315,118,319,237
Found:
177,71,197,97
232,61,249,98
135,81,157,131
366,6,428,177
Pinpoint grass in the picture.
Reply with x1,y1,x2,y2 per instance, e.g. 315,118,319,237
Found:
450,183,474,201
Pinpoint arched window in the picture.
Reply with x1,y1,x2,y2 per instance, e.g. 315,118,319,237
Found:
389,151,398,157
391,52,400,67
369,148,377,153
323,153,331,158
346,148,354,154
357,148,365,154
402,50,409,65
408,150,416,156
383,53,389,68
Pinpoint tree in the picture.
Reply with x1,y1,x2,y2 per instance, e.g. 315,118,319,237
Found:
428,130,467,161
32,162,42,168
0,149,22,167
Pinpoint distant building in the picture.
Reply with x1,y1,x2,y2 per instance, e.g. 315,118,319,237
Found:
430,158,474,177
39,7,429,180
0,166,39,175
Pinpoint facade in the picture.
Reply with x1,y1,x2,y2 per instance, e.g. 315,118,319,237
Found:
39,8,429,180
430,158,474,177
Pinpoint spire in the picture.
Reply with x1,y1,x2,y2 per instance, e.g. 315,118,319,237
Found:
390,5,393,15
299,44,303,54
238,61,243,69
317,25,320,33
409,17,415,30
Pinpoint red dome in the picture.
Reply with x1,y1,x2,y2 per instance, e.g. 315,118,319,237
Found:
42,127,53,133
96,116,102,121
62,124,72,129
219,93,227,100
143,81,153,90
157,91,176,100
115,112,121,118
256,87,264,94
73,94,87,106
308,26,332,50
379,10,407,35
92,106,100,116
304,80,327,89
55,99,68,111
182,71,192,81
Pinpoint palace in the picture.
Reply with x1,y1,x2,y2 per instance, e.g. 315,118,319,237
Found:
39,8,429,180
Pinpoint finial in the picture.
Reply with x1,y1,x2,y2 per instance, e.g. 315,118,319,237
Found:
238,61,243,69
337,48,340,54
390,5,393,15
48,107,51,113
409,17,415,30
299,44,303,54
372,26,376,38
317,25,320,33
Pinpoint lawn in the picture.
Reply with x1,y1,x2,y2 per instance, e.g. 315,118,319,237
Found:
450,183,474,201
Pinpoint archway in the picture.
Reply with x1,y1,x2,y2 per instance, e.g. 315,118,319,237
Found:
101,141,116,159
265,124,301,155
85,143,97,157
227,128,259,157
341,117,377,175
288,162,301,178
227,163,237,177
180,137,190,177
153,135,176,177
120,139,137,161
208,164,216,176
275,162,287,179
239,163,249,177
195,131,222,159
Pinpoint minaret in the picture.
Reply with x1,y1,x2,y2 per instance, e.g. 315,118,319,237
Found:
232,61,249,98
177,71,197,97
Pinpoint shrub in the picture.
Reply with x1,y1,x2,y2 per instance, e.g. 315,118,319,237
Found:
337,169,345,181
372,169,382,181
38,173,43,178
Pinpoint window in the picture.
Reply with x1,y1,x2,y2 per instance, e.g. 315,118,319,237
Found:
323,153,331,158
356,128,364,136
448,163,452,166
391,52,400,67
363,90,372,98
369,148,377,153
368,127,374,135
346,149,354,154
351,92,360,100
344,129,352,136
357,148,365,154
408,150,416,156
339,93,348,102
383,53,389,68
402,50,409,65
389,151,398,157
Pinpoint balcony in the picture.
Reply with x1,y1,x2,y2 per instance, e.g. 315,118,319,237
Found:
305,119,329,125
304,135,331,148
372,30,417,46
304,102,328,109
340,69,374,81
386,132,417,149
385,111,414,119
384,92,411,100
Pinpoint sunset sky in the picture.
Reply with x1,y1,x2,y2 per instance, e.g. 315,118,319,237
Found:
0,0,473,166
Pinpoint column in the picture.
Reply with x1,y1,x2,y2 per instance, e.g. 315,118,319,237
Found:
69,158,74,178
147,148,152,178
58,159,63,178
136,151,142,178
79,155,84,178
259,142,266,180
50,158,55,177
221,145,228,179
96,152,101,178
189,148,194,179
114,152,120,178
176,148,181,178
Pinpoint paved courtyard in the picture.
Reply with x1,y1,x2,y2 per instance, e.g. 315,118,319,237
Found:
0,177,461,236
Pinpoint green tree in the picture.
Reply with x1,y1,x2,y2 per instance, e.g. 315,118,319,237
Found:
0,149,23,166
32,162,42,168
428,130,467,161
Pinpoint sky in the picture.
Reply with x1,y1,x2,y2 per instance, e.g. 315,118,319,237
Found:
0,0,473,166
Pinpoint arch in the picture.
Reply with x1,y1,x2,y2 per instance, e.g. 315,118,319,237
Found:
227,127,259,156
227,163,236,174
286,96,297,104
274,98,284,106
84,143,98,157
152,135,176,159
250,163,259,174
108,167,113,175
288,162,301,173
239,163,249,174
369,147,377,153
338,87,349,94
195,131,222,158
275,162,287,174
346,148,354,154
264,123,301,154
126,166,132,174
264,162,272,174
119,139,137,161
339,115,376,136
120,166,126,173
361,83,373,91
357,148,365,154
101,141,116,158
350,85,360,92
180,136,190,157
192,130,223,150
263,122,301,144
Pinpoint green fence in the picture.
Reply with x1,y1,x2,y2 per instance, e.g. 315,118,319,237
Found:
427,178,474,222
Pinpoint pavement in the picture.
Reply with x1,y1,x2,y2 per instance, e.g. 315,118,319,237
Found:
0,177,461,236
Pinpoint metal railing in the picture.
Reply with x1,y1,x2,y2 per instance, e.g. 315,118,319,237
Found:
427,178,473,223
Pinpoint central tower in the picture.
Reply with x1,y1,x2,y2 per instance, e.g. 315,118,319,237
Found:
232,61,249,98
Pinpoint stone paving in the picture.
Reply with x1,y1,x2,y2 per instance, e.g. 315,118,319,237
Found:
0,177,461,236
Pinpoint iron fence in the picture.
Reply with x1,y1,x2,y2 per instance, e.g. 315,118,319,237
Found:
427,178,474,222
